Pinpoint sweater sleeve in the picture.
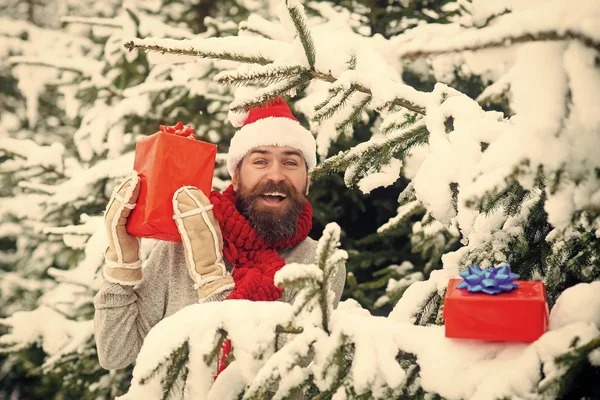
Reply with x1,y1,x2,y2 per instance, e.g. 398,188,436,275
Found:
93,241,172,370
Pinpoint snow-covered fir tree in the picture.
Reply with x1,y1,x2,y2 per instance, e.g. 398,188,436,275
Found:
2,0,600,399
0,0,261,397
112,0,600,398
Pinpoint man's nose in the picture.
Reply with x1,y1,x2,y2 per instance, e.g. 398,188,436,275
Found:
266,163,285,183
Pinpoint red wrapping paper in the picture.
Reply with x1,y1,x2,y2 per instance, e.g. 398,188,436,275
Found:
443,278,549,342
126,124,217,242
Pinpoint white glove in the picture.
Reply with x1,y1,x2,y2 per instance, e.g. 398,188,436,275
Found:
173,186,234,302
103,171,142,285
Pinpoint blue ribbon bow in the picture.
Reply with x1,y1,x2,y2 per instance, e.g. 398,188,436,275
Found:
456,264,519,295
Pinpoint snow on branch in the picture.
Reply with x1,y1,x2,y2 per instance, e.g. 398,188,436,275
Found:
311,120,428,181
313,84,357,122
310,70,427,115
229,76,311,112
395,0,600,60
0,306,93,365
1,138,65,171
275,223,347,335
334,93,372,133
402,30,600,61
9,56,104,79
238,14,292,41
124,33,428,115
60,16,122,28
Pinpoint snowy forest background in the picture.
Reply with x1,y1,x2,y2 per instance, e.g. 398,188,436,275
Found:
1,0,599,399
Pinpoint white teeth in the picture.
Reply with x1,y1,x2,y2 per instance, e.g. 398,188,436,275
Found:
263,192,287,198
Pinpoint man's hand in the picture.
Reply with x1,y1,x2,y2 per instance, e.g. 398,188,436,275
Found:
103,171,142,285
173,186,234,302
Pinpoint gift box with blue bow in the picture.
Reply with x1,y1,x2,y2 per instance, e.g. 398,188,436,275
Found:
443,265,549,342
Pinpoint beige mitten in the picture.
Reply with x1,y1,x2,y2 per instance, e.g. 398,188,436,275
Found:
103,171,142,285
173,186,234,302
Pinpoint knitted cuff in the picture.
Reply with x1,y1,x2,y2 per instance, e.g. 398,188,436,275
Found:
198,283,235,304
103,259,142,286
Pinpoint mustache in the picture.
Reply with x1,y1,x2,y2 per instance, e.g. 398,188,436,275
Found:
249,180,295,198
248,180,305,201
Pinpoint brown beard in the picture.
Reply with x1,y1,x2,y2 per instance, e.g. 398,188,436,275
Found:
235,179,306,244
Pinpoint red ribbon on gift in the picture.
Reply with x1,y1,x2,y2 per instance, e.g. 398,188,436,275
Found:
159,121,196,139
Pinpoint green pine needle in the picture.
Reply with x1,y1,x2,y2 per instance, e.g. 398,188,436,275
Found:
160,341,190,400
138,340,190,400
124,41,273,65
397,182,417,204
230,74,310,112
313,86,357,122
216,65,308,87
314,87,342,112
335,95,372,132
311,123,429,183
285,0,316,70
203,328,228,366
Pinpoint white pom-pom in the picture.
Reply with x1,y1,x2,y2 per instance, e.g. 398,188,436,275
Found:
228,108,249,128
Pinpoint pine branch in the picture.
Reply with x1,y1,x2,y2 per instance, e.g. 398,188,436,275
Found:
316,228,342,335
125,41,426,115
314,87,342,112
414,291,442,326
311,121,428,181
310,71,426,115
450,182,459,214
294,288,319,318
538,335,600,397
160,341,190,400
203,328,228,366
8,58,84,75
215,64,308,87
314,336,354,398
313,85,357,122
275,375,316,400
401,30,600,61
335,94,372,132
397,182,416,204
229,74,310,112
238,15,289,41
238,24,273,39
378,200,424,234
60,16,122,27
139,339,190,395
468,180,529,216
275,324,304,335
381,112,421,135
285,0,316,70
124,40,273,65
246,335,317,399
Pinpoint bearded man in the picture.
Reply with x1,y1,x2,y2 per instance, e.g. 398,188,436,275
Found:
94,98,346,370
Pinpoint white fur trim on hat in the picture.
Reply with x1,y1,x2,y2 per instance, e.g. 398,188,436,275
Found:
227,117,317,176
228,108,249,128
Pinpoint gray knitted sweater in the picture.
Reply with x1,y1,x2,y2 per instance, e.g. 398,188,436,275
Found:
93,237,346,370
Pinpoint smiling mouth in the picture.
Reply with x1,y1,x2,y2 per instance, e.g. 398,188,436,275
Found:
260,192,288,205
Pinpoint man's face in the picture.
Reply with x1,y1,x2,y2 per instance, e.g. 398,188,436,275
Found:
232,146,310,244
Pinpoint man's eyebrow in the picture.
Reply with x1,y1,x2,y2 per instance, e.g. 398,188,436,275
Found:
248,149,271,155
282,150,302,157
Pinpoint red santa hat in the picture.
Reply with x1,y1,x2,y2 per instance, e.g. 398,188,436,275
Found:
227,97,317,176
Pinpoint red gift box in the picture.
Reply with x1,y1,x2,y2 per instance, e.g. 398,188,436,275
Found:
443,278,549,342
126,123,217,242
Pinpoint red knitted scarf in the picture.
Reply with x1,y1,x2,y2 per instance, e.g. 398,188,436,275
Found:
209,184,312,375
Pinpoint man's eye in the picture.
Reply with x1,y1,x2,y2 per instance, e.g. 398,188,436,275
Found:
254,160,266,165
284,161,298,166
